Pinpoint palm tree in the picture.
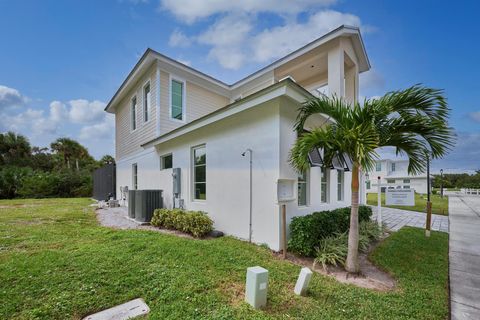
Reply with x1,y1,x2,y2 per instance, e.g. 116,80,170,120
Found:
290,85,454,273
0,131,32,166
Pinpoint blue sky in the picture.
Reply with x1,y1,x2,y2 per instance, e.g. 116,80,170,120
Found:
0,0,478,173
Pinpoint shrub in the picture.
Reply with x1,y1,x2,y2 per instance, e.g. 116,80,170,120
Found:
288,206,372,257
314,220,382,270
314,232,348,270
151,208,213,237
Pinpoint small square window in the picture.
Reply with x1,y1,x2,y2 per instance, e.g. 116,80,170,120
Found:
160,154,173,170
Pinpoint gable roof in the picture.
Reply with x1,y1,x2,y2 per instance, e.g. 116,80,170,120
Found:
104,25,370,113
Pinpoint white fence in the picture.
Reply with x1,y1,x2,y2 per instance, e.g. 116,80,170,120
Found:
461,188,480,195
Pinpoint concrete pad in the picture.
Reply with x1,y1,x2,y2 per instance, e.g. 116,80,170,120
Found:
451,301,480,320
450,252,480,275
450,239,480,256
82,298,150,320
450,269,480,308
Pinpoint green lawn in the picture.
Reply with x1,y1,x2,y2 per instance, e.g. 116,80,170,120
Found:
0,198,449,319
367,192,449,215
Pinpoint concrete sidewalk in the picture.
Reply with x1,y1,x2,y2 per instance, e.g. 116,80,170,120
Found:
449,195,480,320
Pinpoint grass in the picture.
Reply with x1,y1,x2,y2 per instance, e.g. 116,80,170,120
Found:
367,192,449,215
0,198,449,319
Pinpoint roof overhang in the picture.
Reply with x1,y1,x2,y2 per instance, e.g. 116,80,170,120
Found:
105,25,370,114
141,79,312,148
230,25,371,89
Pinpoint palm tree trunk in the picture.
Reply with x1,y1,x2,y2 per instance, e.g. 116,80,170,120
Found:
345,163,360,273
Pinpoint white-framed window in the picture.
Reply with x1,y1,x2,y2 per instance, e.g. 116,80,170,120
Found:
298,171,308,206
403,179,410,183
132,163,138,190
321,167,329,203
192,145,206,200
160,154,173,170
143,81,151,122
170,77,185,121
131,96,137,131
366,180,371,189
337,170,344,201
387,179,395,184
403,185,410,189
391,162,396,172
376,162,381,171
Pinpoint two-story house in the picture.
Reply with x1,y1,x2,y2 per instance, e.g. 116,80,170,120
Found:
366,159,431,194
105,25,371,250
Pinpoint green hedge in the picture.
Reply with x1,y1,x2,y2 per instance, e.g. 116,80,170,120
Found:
288,206,372,257
151,208,213,238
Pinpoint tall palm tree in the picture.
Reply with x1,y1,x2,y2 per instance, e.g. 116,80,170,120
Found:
290,85,454,273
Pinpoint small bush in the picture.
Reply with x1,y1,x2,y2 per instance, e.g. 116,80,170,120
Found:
314,220,383,270
151,208,213,237
288,206,372,257
314,232,348,270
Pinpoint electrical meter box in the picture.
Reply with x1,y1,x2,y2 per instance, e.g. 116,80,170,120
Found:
172,168,181,195
277,179,296,203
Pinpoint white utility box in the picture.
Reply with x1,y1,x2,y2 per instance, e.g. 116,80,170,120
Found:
277,179,296,203
294,267,313,296
245,266,268,309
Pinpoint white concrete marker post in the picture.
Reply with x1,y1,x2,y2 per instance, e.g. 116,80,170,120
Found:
245,266,268,309
377,176,382,227
294,267,313,296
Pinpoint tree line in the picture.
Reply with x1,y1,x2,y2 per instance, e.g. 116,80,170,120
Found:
0,131,114,199
433,171,480,189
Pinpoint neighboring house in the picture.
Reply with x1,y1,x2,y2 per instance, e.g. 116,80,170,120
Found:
105,25,371,251
366,159,431,194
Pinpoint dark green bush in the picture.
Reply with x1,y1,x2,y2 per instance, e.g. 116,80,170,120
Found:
288,206,372,257
151,208,213,238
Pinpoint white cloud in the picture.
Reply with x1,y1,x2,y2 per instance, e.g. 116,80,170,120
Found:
49,101,68,123
197,14,253,69
0,85,27,109
170,9,370,70
359,69,385,94
168,29,192,47
469,111,480,123
79,114,114,140
160,0,336,24
68,99,106,124
251,10,363,63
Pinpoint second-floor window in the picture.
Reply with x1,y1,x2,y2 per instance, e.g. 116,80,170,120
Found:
391,162,396,172
403,179,410,183
171,79,184,121
376,162,381,171
143,82,150,122
387,179,395,184
131,96,137,130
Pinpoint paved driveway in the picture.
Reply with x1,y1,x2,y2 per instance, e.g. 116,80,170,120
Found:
370,206,449,232
449,195,480,319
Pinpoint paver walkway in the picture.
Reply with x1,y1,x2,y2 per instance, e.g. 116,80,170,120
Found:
370,206,449,232
449,195,480,320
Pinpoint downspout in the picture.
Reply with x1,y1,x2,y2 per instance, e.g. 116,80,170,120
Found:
242,149,253,242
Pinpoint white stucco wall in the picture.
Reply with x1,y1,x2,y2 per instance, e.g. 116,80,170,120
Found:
117,96,366,251
117,100,282,249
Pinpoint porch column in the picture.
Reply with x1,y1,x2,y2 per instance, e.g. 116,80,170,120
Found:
156,61,161,136
327,44,345,98
345,64,359,104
